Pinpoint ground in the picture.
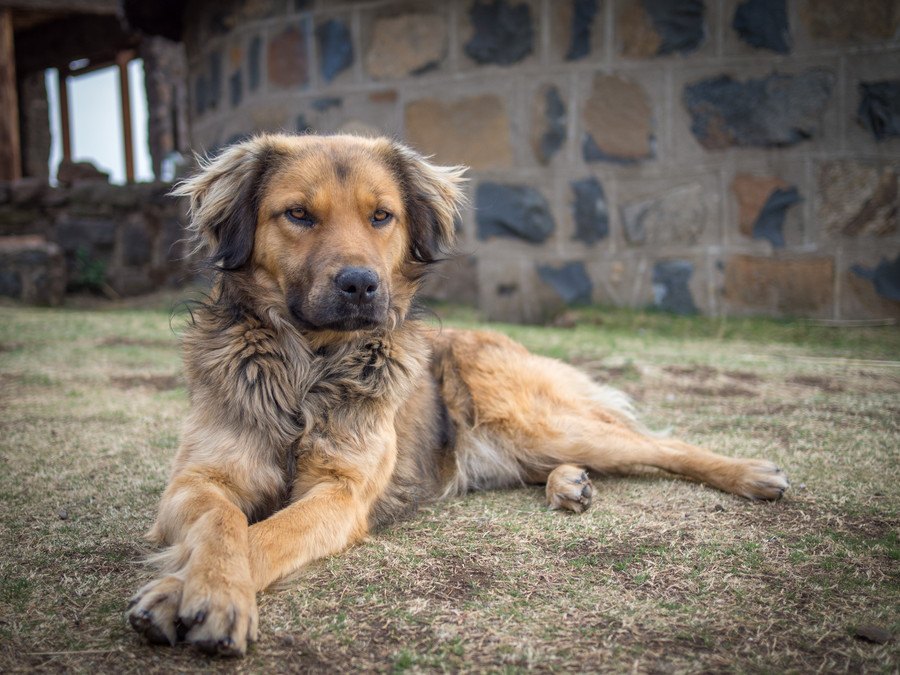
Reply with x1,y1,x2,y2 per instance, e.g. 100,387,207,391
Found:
0,294,897,673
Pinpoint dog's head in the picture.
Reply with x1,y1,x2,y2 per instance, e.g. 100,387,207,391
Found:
174,133,466,334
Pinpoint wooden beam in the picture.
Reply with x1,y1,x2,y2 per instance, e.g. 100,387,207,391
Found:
0,8,22,180
116,51,135,184
57,67,71,162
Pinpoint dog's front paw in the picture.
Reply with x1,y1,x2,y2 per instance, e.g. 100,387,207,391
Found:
178,572,258,657
732,459,789,501
128,575,184,647
546,464,594,513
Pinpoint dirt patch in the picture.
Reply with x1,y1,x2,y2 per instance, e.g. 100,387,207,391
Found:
724,370,763,384
110,374,181,391
787,374,846,392
0,342,24,352
679,384,755,398
99,337,177,349
664,365,719,380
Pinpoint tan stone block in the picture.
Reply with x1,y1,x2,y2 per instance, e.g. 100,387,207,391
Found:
731,174,789,236
724,255,834,315
405,95,512,170
268,24,310,88
617,1,661,58
817,161,898,237
582,74,653,161
840,249,900,320
800,0,899,44
365,13,447,80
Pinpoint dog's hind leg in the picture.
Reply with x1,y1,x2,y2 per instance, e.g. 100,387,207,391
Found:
439,329,788,503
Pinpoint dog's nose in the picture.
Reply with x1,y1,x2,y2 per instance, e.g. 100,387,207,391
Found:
334,267,380,305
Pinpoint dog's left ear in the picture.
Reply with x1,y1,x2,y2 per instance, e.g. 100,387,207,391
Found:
387,142,468,270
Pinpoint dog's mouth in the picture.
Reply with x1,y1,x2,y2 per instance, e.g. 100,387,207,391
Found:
287,294,388,333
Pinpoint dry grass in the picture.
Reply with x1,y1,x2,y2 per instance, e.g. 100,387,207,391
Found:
0,296,897,673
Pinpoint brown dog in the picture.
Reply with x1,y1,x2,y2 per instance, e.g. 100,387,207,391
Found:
127,133,788,656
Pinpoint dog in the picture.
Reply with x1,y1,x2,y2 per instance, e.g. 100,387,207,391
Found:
127,133,788,656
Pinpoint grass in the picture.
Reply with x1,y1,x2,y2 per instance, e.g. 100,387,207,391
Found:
0,293,898,672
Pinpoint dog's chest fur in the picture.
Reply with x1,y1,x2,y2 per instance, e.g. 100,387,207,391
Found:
181,308,437,520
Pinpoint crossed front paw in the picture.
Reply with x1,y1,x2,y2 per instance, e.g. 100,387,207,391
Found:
128,572,258,657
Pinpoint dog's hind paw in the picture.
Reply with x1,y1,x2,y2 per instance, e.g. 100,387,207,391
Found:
546,464,594,514
733,460,789,501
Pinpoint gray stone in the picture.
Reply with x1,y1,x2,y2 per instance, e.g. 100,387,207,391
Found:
733,0,791,53
571,177,609,245
644,0,706,55
208,50,222,110
620,184,706,246
317,19,353,83
248,35,262,91
537,261,593,304
566,0,599,60
683,70,835,149
652,260,697,314
0,235,66,306
123,221,154,267
194,73,208,116
229,70,242,108
852,255,900,301
55,218,117,253
312,97,342,112
476,183,555,244
753,187,802,248
857,80,900,141
465,0,534,66
533,85,566,164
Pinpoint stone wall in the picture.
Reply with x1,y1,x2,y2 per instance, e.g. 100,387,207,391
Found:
181,0,900,321
0,179,190,300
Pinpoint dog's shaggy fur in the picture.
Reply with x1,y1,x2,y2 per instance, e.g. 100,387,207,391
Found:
128,133,788,656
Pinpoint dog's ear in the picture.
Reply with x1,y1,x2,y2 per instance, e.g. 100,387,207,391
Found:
387,142,468,270
171,137,276,270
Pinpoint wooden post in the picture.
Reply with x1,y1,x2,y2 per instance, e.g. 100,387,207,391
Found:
116,51,134,183
0,8,22,181
58,67,72,163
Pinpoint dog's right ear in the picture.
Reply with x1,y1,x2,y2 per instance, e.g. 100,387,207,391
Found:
171,137,275,270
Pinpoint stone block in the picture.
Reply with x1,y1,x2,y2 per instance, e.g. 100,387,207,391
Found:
531,85,566,165
841,249,900,319
55,218,117,255
652,260,698,314
732,0,791,53
537,261,593,305
817,161,898,237
229,70,242,108
419,255,479,305
582,74,654,163
476,182,555,244
571,177,609,245
248,35,262,91
731,174,801,248
405,94,512,170
799,0,899,45
0,235,66,306
464,0,535,66
365,12,446,79
620,183,708,247
857,80,900,142
268,21,310,89
552,0,602,61
723,255,834,315
122,219,154,267
683,69,834,149
317,18,353,83
617,0,706,58
477,256,528,323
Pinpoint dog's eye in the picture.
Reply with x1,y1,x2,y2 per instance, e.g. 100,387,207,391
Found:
371,209,393,227
285,208,314,227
